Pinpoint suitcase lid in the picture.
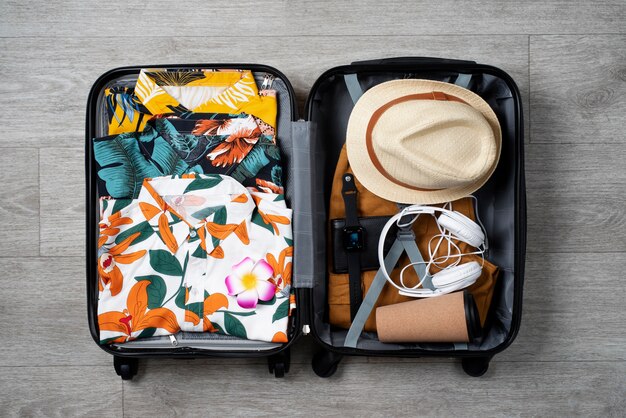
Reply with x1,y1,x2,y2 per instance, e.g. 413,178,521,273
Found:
86,58,525,359
301,57,525,355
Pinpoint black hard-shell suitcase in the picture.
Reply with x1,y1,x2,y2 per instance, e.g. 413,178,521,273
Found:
86,57,525,380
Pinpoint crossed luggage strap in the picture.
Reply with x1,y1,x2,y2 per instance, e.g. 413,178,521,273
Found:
343,210,432,348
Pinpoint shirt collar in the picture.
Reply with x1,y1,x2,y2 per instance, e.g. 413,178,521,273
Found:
136,174,255,252
135,69,260,116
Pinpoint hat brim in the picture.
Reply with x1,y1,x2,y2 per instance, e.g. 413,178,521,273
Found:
346,79,502,204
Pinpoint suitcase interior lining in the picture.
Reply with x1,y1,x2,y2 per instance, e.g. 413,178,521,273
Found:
307,70,520,352
90,66,521,353
93,70,298,351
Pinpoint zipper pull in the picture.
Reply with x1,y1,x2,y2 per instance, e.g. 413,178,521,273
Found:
302,324,310,335
261,74,275,90
169,334,178,347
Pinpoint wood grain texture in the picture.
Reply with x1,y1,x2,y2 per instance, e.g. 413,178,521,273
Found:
0,148,39,256
1,1,625,37
530,35,626,144
0,366,122,417
39,148,85,256
526,143,626,253
1,0,626,414
122,361,626,417
0,257,113,366
0,35,528,148
506,252,626,362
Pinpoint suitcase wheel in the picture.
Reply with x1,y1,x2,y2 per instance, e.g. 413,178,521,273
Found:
113,356,139,381
312,350,342,378
461,356,491,377
268,349,291,378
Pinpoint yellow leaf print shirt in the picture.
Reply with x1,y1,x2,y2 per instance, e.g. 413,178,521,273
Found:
97,173,293,345
106,69,277,135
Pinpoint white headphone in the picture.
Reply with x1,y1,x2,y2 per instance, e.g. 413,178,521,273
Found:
378,200,487,298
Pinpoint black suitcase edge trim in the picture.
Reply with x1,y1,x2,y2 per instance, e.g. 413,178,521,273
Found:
303,59,526,359
85,64,302,359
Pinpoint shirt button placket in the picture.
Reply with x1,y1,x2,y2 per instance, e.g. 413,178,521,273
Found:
186,228,205,332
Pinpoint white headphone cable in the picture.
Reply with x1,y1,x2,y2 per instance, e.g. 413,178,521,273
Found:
469,195,489,251
378,204,487,297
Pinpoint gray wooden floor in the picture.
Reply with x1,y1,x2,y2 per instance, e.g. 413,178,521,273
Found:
1,1,625,416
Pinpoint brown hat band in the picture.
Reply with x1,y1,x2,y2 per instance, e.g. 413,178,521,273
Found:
365,91,469,192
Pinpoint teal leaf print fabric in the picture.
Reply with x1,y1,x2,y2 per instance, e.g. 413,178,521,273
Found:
93,113,284,199
93,134,189,198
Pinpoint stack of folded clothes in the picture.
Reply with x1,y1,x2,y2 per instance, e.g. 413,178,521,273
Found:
94,69,293,345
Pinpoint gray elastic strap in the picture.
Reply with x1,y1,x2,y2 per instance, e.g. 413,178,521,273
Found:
455,73,472,89
394,218,427,280
344,74,364,104
398,237,431,289
343,240,405,348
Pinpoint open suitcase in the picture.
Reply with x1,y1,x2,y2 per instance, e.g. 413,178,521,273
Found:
86,57,525,380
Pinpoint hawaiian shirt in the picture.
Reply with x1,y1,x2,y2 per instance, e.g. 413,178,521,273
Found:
93,113,284,199
106,69,277,135
97,174,294,344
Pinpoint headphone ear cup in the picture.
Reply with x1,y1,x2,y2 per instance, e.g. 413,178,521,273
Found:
437,211,485,248
431,261,482,290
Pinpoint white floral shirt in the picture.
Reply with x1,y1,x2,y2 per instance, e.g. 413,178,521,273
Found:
97,173,293,344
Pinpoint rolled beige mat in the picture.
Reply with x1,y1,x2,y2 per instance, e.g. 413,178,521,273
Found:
376,291,481,343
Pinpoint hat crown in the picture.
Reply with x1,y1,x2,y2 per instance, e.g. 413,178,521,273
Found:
346,79,502,204
371,100,496,190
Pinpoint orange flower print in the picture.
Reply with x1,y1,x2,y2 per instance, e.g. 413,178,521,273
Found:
98,232,146,296
158,213,178,254
259,210,290,235
209,246,224,259
206,222,237,238
207,128,261,167
192,118,233,136
233,222,250,245
98,212,133,248
98,280,179,343
231,193,248,203
255,179,284,195
251,194,290,235
206,221,249,245
202,220,248,259
139,202,161,221
184,292,229,332
138,201,181,254
266,246,293,290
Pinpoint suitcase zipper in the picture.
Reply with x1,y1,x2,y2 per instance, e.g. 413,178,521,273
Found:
261,74,275,90
169,334,178,347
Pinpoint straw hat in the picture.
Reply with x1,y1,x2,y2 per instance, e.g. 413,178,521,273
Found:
346,79,501,204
